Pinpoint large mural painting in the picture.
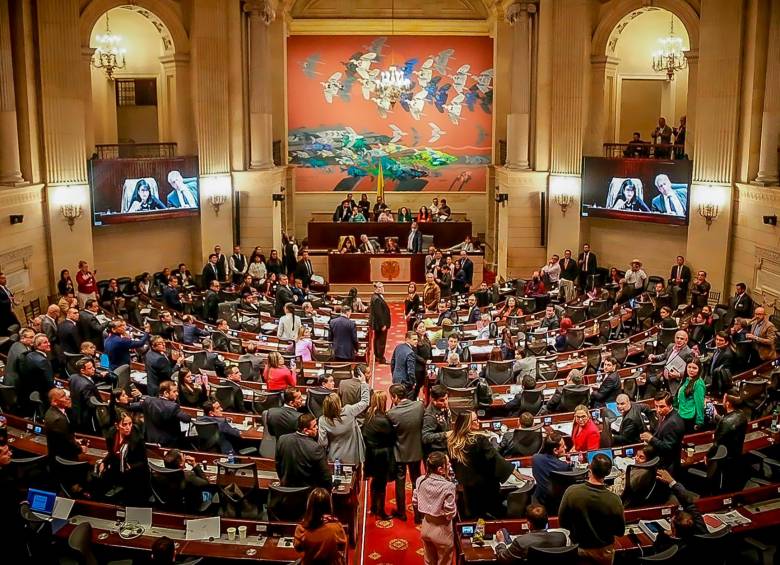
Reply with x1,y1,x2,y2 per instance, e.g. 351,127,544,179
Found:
287,35,493,192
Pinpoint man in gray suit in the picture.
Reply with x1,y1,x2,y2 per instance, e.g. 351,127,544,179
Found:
338,364,369,407
494,503,567,561
648,329,693,396
387,383,424,522
261,387,304,457
4,328,34,388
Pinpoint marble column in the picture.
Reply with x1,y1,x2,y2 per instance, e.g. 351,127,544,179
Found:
683,49,698,161
159,54,196,155
82,47,95,158
0,0,24,185
504,0,535,170
754,0,780,185
245,0,275,170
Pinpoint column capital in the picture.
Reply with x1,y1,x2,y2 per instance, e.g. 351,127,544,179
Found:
243,0,277,24
684,48,699,64
504,0,537,25
590,54,621,70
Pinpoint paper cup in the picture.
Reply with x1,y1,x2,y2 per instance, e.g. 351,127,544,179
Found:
227,527,237,541
238,526,247,541
686,447,695,458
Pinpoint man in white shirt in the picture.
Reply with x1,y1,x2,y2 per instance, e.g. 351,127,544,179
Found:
617,259,647,301
229,245,249,284
651,174,687,216
541,255,561,286
166,170,198,208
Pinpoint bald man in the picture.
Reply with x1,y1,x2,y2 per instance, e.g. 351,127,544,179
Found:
44,388,86,464
747,307,778,362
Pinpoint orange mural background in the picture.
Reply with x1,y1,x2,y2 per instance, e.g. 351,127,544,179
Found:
287,35,493,192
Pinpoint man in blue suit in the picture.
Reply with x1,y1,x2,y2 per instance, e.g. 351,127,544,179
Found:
165,170,198,208
651,174,687,216
329,306,358,361
459,250,474,290
391,331,419,398
405,222,423,253
128,380,191,447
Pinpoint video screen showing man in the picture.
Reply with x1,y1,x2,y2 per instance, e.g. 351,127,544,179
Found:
166,170,199,209
650,174,687,216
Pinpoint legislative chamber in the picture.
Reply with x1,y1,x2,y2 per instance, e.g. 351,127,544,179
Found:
0,0,779,564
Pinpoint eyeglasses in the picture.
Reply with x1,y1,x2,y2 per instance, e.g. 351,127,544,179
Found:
574,414,588,420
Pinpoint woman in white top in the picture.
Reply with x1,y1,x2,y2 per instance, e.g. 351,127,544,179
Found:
318,378,370,464
247,255,267,284
277,303,302,341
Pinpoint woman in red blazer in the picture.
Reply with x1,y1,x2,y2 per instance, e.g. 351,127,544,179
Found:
570,405,600,453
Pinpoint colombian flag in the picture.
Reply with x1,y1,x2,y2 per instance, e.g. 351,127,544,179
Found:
376,160,384,200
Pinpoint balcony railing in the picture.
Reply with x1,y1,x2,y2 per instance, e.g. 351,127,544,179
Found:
94,143,178,160
603,142,687,160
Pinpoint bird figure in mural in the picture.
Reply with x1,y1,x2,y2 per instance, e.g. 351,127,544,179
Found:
365,37,388,61
443,94,465,125
432,48,455,75
343,127,363,149
389,124,407,143
371,95,392,118
321,72,343,103
415,58,435,88
474,68,494,93
301,53,323,78
410,126,421,145
428,122,445,143
353,52,378,80
408,90,427,121
432,83,451,113
451,64,471,94
358,68,380,100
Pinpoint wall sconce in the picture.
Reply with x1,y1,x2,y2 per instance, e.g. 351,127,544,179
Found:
549,176,579,216
694,184,728,230
61,204,83,230
495,193,509,205
209,194,227,216
698,202,719,229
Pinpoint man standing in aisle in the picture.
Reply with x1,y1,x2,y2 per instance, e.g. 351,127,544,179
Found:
369,281,391,364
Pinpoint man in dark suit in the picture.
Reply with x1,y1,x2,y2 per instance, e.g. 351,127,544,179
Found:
202,338,226,377
213,245,228,282
145,336,181,397
329,306,359,361
44,388,86,464
612,394,654,446
541,370,589,414
668,255,691,308
640,392,685,473
274,274,295,318
211,319,231,352
369,282,391,364
728,282,754,320
332,199,352,222
499,413,543,457
338,364,367,407
198,400,243,454
459,250,474,290
391,332,418,398
69,358,100,432
558,249,579,282
577,243,597,290
57,307,82,357
0,271,20,335
494,503,567,561
41,304,60,348
421,385,451,456
18,334,55,412
651,174,687,216
161,278,184,312
162,449,210,510
79,299,108,349
201,254,220,289
359,234,378,253
275,413,332,488
709,332,736,397
405,222,423,253
219,366,247,413
165,170,198,208
294,250,314,289
262,388,303,455
128,380,192,447
203,280,221,323
465,294,480,324
708,393,748,491
387,383,424,521
4,327,33,389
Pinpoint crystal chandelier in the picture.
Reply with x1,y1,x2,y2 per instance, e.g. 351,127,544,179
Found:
651,17,687,80
376,67,412,107
92,14,127,80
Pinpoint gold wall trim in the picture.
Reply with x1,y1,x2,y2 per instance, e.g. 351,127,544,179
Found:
288,18,490,35
735,183,780,204
0,184,45,208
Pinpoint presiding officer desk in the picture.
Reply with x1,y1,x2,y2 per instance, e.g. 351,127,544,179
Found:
307,220,472,249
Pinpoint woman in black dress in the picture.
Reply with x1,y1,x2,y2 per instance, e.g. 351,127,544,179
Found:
404,282,422,331
414,320,433,400
611,179,650,212
361,391,395,519
266,249,284,278
447,410,524,519
99,413,148,504
58,269,75,297
177,368,207,407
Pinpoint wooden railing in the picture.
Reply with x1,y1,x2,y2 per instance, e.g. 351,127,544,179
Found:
94,142,178,159
603,142,687,159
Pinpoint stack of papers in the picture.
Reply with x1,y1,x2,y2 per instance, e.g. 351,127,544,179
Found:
703,510,751,533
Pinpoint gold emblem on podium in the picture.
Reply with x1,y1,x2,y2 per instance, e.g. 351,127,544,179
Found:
381,260,401,281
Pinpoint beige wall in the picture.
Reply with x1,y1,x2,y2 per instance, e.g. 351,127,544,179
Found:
291,192,488,248
92,216,200,279
618,79,663,142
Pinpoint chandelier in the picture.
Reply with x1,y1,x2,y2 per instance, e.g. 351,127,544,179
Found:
92,14,127,80
375,66,412,106
651,17,687,80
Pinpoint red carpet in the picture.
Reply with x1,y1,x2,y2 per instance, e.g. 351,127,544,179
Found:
359,301,426,564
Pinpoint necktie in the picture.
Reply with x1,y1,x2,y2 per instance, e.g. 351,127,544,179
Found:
677,266,681,280
179,189,192,207
306,261,312,275
668,197,677,214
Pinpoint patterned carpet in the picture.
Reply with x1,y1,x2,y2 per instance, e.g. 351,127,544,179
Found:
359,301,426,564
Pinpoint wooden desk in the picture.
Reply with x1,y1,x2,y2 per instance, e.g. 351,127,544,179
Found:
326,252,428,284
307,220,472,249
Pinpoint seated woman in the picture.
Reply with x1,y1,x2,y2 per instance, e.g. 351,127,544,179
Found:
523,272,546,297
384,238,400,253
237,274,256,297
608,267,622,285
397,206,413,222
555,317,574,352
416,206,433,223
339,237,358,253
610,179,650,212
263,351,296,391
177,368,207,407
446,234,476,253
570,404,600,453
294,489,348,565
260,272,277,298
343,287,367,312
101,278,125,314
377,209,394,222
495,296,522,321
127,179,166,212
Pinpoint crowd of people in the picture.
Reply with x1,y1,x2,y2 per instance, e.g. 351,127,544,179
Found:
332,193,454,224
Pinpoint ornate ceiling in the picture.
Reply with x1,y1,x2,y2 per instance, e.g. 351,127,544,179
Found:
288,0,493,20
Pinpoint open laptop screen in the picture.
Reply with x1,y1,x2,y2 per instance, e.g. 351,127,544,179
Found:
27,488,57,515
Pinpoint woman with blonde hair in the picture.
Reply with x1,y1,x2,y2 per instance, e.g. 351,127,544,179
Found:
295,325,316,362
448,410,524,519
361,390,395,519
263,351,296,391
318,372,370,464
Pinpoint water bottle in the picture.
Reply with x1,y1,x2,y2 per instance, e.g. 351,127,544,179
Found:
228,450,236,464
772,408,779,433
334,458,342,477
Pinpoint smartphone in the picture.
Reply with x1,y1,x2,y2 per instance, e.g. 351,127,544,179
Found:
571,453,580,465
201,491,213,504
500,528,513,544
54,381,64,389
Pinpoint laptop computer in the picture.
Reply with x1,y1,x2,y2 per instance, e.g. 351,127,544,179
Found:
27,488,57,516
